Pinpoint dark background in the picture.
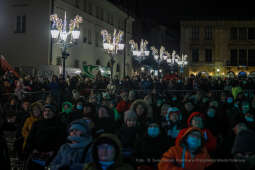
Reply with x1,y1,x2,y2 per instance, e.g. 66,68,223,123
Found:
110,0,255,29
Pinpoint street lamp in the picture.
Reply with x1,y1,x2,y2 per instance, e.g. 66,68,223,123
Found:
129,39,150,62
101,29,124,80
176,53,188,79
151,46,168,78
50,12,82,79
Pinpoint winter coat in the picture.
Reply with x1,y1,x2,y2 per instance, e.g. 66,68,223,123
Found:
158,127,213,170
50,142,92,170
176,112,217,153
130,99,153,128
25,117,67,155
22,116,39,150
83,133,134,170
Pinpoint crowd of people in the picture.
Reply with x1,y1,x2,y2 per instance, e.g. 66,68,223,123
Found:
1,70,255,170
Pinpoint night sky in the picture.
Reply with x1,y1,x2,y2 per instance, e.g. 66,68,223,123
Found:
111,0,255,29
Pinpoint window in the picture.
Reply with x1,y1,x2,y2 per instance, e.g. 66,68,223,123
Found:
230,27,238,40
230,49,238,66
248,28,255,40
88,2,92,15
191,26,199,40
116,64,120,72
192,48,199,62
100,8,104,20
205,49,212,62
239,28,247,40
83,28,87,43
110,15,114,25
96,59,100,65
74,59,80,68
16,15,26,33
248,49,255,66
88,29,92,44
204,26,212,40
56,57,61,66
96,6,99,18
239,49,247,66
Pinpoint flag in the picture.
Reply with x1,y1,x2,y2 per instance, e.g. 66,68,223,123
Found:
0,55,20,78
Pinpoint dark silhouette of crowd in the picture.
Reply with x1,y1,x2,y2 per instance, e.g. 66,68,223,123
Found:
1,70,255,170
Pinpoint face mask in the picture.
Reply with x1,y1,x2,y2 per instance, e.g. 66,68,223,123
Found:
242,105,249,114
76,105,83,110
168,129,180,138
207,109,215,118
172,97,177,101
186,136,201,150
148,127,160,137
227,97,233,104
245,116,254,122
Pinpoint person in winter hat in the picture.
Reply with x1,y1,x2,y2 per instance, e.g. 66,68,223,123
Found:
50,119,93,170
176,112,217,154
22,102,43,150
158,127,213,170
83,133,134,170
59,101,73,125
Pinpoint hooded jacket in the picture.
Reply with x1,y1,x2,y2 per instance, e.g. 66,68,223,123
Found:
83,133,134,170
176,112,217,153
130,99,153,127
50,119,93,170
158,127,213,170
21,102,43,150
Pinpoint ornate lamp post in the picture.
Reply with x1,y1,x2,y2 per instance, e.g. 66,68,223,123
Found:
101,29,124,80
176,53,188,79
129,39,150,62
151,46,168,78
50,12,82,79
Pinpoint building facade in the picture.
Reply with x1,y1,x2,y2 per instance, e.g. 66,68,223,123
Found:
0,0,134,78
180,19,255,78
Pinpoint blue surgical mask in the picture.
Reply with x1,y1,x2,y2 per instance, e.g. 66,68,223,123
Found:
148,127,160,137
172,97,177,101
245,116,254,122
207,109,215,118
186,136,201,149
227,97,233,104
76,105,83,110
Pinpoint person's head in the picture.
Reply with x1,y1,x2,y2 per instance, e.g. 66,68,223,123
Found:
45,95,53,105
171,95,178,102
161,104,169,116
120,90,128,102
42,104,57,119
76,99,84,111
124,110,137,128
98,106,111,119
62,101,73,114
189,112,204,129
181,129,203,153
30,102,43,118
9,96,18,105
22,99,30,111
232,130,255,170
209,100,219,109
89,95,97,104
184,102,194,112
166,107,181,123
93,134,120,163
206,107,216,118
147,123,160,138
135,104,145,117
226,95,234,104
144,95,152,105
233,122,249,135
128,90,136,101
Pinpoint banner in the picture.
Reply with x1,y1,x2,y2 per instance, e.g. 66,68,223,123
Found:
0,55,20,78
82,65,110,79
